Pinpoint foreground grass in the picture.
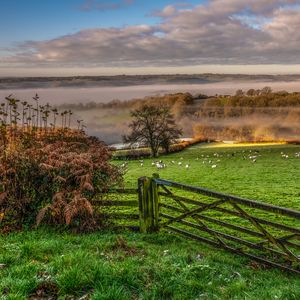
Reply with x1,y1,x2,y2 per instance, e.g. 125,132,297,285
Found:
1,229,300,300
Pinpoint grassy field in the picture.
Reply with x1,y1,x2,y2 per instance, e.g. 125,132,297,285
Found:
120,142,300,209
1,142,300,299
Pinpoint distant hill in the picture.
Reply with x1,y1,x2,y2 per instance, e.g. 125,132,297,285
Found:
1,74,300,90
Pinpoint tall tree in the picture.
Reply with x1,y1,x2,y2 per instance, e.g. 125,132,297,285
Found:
124,104,182,157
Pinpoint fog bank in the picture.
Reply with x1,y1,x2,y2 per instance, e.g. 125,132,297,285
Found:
1,80,300,106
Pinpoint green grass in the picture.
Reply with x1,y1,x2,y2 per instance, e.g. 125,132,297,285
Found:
1,143,300,299
1,228,300,300
119,143,300,209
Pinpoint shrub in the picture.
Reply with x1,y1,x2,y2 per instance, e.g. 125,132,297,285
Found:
0,133,123,231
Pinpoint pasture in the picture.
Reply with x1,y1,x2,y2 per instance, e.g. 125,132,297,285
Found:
1,142,300,299
120,142,300,209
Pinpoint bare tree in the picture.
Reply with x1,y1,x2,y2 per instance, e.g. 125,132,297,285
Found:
124,104,182,157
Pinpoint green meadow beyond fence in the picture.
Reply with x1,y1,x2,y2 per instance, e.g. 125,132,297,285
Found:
96,174,300,274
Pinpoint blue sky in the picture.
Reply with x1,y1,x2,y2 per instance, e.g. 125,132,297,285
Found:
0,0,201,48
1,0,300,76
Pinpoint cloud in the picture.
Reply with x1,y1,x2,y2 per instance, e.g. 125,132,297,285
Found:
2,0,300,68
151,2,193,18
154,5,177,18
79,0,134,12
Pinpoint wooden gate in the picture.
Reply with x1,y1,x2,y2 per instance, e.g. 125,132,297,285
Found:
138,175,300,274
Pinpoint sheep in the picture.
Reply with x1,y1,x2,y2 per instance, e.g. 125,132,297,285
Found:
156,162,166,169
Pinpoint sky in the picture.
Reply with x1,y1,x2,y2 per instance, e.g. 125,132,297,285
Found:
1,0,300,76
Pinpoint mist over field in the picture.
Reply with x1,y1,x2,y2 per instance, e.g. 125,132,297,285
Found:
0,77,300,144
1,78,300,105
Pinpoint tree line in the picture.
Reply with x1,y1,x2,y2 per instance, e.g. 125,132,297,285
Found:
59,92,199,111
193,88,300,142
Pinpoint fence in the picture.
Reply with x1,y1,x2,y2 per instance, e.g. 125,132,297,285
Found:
92,188,140,231
96,175,300,274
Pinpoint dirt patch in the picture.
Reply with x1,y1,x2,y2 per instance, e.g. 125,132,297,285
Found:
29,282,59,300
111,236,145,257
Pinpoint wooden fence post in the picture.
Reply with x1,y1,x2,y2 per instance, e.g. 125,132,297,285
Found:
138,174,159,233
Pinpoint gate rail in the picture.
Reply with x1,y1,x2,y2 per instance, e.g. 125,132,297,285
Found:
93,188,139,230
137,175,300,274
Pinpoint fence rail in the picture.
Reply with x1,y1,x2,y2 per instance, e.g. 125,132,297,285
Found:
94,176,300,274
93,188,139,230
155,178,300,218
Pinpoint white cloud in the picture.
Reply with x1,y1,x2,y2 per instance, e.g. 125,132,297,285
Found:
2,0,300,69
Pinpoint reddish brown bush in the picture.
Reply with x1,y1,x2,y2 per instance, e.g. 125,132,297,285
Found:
0,133,123,231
